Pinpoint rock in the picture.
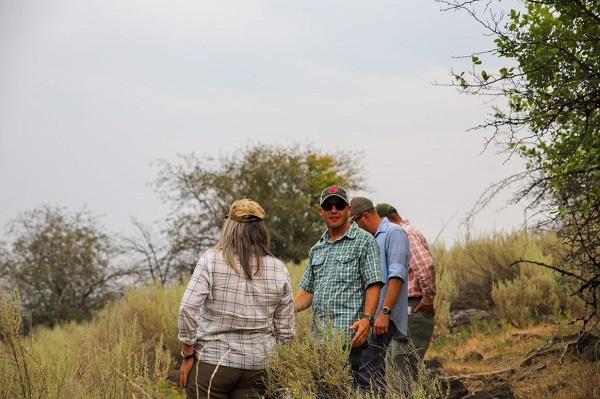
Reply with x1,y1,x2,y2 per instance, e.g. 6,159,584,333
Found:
575,333,600,362
464,351,484,362
425,356,445,371
440,378,469,399
448,309,492,331
464,384,515,399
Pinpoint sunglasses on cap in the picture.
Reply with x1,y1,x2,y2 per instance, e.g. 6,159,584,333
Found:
321,201,348,211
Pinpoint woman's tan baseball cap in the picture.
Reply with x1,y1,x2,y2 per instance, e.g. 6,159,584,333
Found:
226,199,266,223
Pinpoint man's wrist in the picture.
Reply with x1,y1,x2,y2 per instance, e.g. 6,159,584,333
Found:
363,314,375,326
420,297,434,306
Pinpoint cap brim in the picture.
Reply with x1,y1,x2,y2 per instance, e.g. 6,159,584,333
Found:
320,193,348,205
224,215,263,222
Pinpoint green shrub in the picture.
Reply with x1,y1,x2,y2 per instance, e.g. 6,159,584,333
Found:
493,263,560,327
434,231,544,310
265,315,353,398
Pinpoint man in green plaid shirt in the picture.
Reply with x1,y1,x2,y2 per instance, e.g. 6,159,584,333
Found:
294,185,383,390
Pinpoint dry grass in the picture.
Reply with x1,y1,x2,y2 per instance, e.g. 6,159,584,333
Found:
0,288,173,399
1,231,597,398
429,319,600,399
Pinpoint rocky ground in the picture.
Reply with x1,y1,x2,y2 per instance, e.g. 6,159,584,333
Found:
428,316,600,399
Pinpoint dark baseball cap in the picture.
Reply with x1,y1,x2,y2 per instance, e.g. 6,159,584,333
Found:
350,197,374,222
375,203,398,218
320,185,349,205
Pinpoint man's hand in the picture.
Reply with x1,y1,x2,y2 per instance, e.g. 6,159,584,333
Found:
412,300,435,314
179,358,196,387
349,318,371,347
374,313,390,336
293,290,313,313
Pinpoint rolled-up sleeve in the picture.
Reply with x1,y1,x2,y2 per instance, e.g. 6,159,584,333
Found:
360,236,384,288
386,229,410,283
273,273,296,342
178,253,211,346
299,257,315,293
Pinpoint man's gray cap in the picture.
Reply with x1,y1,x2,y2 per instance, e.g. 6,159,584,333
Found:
349,197,374,221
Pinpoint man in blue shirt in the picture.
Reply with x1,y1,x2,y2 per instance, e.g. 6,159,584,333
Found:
350,197,411,397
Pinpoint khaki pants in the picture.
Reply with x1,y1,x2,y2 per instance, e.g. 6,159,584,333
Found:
186,361,266,399
387,298,435,381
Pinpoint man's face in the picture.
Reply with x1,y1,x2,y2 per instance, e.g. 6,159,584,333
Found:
354,211,369,231
319,197,350,230
354,211,376,235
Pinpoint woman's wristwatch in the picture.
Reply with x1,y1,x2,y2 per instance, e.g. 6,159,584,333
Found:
180,350,196,361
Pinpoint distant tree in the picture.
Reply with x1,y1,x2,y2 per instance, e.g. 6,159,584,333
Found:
120,218,175,285
1,206,128,327
155,143,365,272
440,0,600,324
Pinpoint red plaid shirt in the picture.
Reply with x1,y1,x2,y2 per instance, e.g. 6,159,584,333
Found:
400,221,436,305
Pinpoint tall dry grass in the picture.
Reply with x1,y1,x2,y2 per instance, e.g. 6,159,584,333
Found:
1,230,589,398
0,287,173,399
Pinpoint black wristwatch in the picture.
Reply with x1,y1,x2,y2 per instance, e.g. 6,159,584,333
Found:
180,350,196,361
363,314,375,326
382,306,392,315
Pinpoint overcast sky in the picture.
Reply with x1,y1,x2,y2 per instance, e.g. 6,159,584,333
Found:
0,0,526,245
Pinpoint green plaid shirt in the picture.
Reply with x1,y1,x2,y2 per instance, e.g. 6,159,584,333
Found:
300,223,383,337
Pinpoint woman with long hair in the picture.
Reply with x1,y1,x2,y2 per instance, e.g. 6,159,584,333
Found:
178,199,295,399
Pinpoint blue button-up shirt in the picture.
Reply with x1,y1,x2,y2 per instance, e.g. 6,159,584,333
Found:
374,217,411,336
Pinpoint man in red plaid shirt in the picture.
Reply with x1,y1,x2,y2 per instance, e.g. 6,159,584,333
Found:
375,203,436,379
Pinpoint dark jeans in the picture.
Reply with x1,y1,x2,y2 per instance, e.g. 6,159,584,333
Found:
355,322,398,398
186,361,266,399
349,346,365,386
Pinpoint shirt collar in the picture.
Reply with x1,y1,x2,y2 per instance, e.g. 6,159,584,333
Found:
320,222,358,243
375,217,390,237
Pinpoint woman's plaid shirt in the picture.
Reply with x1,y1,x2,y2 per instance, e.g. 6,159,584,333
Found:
299,223,383,337
178,249,295,370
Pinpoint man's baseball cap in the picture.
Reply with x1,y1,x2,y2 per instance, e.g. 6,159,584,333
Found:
320,185,349,205
375,203,398,218
226,199,266,222
349,197,374,222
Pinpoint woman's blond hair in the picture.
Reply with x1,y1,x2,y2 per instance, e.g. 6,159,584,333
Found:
214,218,272,279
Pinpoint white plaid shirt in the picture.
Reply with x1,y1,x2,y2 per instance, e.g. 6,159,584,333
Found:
178,249,295,370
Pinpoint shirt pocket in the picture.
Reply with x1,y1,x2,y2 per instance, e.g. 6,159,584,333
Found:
310,252,327,279
335,253,360,283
